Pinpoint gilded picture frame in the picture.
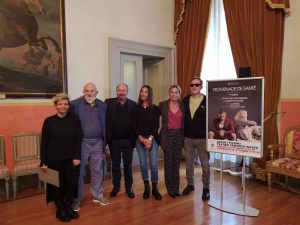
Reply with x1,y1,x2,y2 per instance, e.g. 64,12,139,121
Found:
0,0,67,97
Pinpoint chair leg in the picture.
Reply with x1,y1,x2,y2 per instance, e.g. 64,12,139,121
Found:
285,175,288,188
44,181,47,193
5,177,9,200
12,176,17,200
110,159,112,180
267,172,271,192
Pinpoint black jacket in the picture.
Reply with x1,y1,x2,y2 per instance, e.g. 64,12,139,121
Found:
105,97,137,148
182,94,206,139
132,105,160,145
40,113,82,166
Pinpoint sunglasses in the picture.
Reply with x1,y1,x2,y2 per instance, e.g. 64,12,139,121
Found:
189,83,201,87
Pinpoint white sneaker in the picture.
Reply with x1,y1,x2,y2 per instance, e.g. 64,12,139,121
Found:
92,196,109,206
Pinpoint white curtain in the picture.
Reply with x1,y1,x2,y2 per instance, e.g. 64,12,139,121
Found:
200,0,251,173
201,0,236,92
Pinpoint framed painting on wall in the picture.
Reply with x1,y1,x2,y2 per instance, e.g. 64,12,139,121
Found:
0,0,67,97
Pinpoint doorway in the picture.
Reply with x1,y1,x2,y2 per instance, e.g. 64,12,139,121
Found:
109,38,175,102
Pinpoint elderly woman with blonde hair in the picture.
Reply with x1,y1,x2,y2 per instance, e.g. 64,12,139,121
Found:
234,109,261,141
40,93,82,222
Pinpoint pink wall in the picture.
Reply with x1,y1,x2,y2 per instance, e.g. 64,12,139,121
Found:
0,104,55,172
280,99,300,143
1,99,299,172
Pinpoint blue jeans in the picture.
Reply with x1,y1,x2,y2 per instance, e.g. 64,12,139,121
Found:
136,139,159,182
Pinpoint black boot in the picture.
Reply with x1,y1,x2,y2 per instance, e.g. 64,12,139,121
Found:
202,188,210,201
126,186,135,199
55,201,71,222
110,186,120,197
143,180,151,199
182,184,194,196
152,182,162,201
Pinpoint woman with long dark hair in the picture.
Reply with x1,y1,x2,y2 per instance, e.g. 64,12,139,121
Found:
132,85,162,200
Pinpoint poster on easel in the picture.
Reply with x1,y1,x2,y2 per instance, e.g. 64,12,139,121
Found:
206,77,264,158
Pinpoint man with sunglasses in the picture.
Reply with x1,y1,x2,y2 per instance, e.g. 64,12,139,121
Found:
182,77,210,201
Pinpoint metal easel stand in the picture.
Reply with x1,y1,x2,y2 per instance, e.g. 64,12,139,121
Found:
211,158,253,179
208,153,260,217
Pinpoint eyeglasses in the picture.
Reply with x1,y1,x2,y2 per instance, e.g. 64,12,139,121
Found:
189,83,201,87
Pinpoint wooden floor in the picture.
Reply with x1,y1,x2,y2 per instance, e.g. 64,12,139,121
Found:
0,162,299,225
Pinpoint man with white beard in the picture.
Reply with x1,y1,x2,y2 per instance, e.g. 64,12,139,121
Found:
71,82,109,211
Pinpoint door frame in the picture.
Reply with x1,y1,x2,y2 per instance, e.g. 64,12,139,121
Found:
108,37,175,98
120,54,143,101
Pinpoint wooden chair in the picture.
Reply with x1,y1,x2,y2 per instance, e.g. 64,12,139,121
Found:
0,135,9,200
266,125,300,193
11,133,41,199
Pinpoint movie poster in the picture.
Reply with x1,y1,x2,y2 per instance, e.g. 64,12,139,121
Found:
206,78,264,158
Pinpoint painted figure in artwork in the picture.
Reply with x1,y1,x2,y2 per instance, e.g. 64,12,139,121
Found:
0,0,61,53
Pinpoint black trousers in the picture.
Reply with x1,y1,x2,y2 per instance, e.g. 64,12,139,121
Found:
110,138,134,190
46,160,79,204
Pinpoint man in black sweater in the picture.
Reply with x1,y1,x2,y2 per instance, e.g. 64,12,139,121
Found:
182,77,210,201
105,83,137,198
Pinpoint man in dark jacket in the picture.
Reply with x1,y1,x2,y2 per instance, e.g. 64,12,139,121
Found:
182,77,210,201
105,83,137,198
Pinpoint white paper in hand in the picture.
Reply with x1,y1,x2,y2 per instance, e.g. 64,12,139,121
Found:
38,168,60,187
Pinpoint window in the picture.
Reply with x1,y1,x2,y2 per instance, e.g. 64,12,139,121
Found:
200,0,236,94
